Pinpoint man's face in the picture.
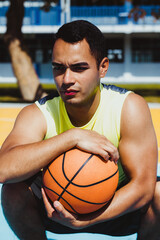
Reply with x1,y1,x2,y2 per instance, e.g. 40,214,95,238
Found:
52,38,102,108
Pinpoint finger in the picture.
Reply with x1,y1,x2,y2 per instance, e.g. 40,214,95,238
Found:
41,188,55,218
99,148,119,163
102,145,119,163
53,201,69,218
53,201,63,213
101,151,110,161
53,201,76,220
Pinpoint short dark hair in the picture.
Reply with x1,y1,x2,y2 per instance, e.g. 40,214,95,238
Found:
54,20,106,68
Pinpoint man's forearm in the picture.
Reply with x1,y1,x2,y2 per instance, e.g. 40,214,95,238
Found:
0,130,76,183
84,179,155,227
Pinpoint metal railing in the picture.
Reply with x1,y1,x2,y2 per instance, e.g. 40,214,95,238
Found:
24,6,61,25
71,5,160,25
0,5,61,26
0,5,160,26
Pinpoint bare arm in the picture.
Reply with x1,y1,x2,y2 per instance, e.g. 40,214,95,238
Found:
0,104,75,183
93,93,158,221
0,104,118,184
42,93,158,229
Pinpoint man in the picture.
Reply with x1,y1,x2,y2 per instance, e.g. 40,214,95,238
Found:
0,20,159,240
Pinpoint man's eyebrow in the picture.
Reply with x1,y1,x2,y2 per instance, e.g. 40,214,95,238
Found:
71,62,89,67
52,62,64,66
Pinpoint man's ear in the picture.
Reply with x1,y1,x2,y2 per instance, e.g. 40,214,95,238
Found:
99,57,109,78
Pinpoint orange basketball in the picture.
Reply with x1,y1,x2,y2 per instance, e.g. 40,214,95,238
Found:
43,148,119,214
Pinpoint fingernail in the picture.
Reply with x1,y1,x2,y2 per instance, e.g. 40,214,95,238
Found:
54,201,60,208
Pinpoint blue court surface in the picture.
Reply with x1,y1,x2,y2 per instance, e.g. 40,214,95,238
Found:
1,164,160,240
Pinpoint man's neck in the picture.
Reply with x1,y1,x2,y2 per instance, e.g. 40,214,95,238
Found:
65,90,101,127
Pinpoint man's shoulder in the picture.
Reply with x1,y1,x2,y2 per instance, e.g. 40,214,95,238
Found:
121,92,149,115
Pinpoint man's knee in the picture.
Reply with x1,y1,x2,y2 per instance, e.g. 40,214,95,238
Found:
1,182,31,214
1,183,47,240
2,183,18,207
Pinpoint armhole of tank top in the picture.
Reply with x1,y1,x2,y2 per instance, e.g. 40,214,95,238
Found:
35,101,51,140
117,91,132,141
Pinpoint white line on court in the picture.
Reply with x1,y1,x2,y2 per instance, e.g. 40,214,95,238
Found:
0,118,15,122
148,102,160,108
0,103,28,108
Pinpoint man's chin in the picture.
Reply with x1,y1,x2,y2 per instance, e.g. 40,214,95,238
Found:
64,98,87,108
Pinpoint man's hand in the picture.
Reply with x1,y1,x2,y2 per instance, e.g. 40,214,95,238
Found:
73,128,119,163
41,188,92,229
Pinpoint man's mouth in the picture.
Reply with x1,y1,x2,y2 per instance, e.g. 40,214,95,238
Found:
63,90,78,96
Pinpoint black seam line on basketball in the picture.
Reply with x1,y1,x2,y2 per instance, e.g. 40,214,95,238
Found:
44,182,110,206
58,153,94,201
47,167,110,205
63,161,119,187
43,184,79,214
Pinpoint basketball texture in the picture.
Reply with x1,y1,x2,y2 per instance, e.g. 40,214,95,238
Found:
43,148,119,214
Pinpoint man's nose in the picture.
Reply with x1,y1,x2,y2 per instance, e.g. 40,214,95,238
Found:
63,68,74,84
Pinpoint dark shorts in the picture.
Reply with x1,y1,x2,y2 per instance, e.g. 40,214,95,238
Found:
27,172,160,237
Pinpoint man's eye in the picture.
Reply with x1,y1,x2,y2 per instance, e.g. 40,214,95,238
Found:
71,66,88,72
52,65,66,71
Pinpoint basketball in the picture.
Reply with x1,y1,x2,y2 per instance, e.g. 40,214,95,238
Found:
43,148,119,214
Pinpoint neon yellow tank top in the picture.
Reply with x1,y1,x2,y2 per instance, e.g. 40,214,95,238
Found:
36,84,131,186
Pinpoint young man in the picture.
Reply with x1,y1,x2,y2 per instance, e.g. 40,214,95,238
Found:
0,20,159,240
